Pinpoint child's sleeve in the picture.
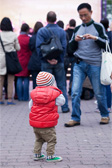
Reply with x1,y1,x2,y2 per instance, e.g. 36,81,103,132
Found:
55,94,65,106
29,99,33,109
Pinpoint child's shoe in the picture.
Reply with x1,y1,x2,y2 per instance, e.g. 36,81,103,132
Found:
46,155,63,162
34,154,45,161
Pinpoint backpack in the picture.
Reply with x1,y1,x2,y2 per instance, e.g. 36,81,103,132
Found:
40,28,63,60
81,88,94,100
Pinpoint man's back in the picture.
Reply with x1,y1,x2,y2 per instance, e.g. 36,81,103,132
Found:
36,24,67,63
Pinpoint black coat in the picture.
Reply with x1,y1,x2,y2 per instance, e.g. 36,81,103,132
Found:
66,28,75,58
28,33,41,71
66,28,74,40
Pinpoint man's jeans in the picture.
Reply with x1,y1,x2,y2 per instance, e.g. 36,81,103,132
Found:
105,85,111,108
71,61,109,122
41,62,69,111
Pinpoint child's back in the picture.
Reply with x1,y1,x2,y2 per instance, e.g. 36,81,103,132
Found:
29,71,65,162
30,85,62,128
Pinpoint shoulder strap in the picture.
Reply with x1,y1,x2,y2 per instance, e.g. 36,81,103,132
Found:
46,27,55,36
0,36,6,53
106,40,111,53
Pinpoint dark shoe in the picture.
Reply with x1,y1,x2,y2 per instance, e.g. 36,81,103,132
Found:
0,101,4,105
64,120,80,127
100,117,110,124
7,101,16,105
62,108,70,113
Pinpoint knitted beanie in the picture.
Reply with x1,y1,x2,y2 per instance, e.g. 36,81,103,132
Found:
36,71,55,86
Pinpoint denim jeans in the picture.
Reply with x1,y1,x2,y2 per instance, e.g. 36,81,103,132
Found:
71,61,109,122
17,77,29,101
105,85,111,108
41,62,69,111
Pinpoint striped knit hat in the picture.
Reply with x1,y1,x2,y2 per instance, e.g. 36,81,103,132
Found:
36,71,55,86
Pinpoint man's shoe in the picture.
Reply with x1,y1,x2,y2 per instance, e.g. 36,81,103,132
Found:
34,154,45,161
62,108,70,113
100,117,110,124
64,120,80,127
46,155,62,162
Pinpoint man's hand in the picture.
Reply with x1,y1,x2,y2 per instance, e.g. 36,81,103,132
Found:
83,34,98,40
75,35,83,41
75,34,98,41
47,59,58,65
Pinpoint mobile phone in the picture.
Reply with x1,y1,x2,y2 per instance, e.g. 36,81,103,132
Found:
79,35,85,40
79,35,83,38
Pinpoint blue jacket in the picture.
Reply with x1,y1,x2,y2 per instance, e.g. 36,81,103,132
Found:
28,33,41,71
36,24,67,63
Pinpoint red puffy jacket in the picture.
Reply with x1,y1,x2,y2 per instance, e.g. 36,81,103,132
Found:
29,86,62,128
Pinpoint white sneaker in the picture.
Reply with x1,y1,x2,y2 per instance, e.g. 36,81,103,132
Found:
94,107,100,113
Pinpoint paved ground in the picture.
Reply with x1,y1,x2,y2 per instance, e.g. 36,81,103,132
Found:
0,89,112,168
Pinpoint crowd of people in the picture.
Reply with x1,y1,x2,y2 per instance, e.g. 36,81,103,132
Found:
0,2,112,163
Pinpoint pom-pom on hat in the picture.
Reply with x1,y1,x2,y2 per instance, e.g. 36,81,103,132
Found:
36,71,55,86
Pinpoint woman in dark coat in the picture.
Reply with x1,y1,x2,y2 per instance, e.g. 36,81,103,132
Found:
28,21,43,88
16,23,31,101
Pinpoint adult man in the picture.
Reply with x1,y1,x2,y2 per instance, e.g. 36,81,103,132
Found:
36,11,69,113
65,3,110,126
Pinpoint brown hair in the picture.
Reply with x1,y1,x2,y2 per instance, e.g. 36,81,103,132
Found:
33,21,43,33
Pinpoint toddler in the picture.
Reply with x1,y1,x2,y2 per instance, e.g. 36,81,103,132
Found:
29,71,65,162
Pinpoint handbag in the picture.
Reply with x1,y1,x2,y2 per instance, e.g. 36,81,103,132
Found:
100,41,112,85
0,36,22,74
40,27,63,60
